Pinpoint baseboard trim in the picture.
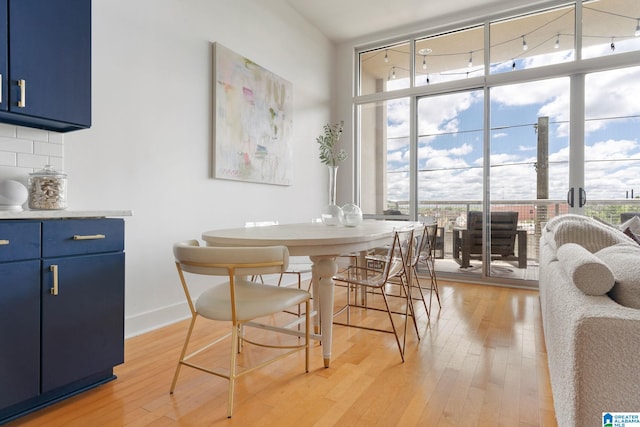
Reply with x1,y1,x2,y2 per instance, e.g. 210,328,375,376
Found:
125,301,189,339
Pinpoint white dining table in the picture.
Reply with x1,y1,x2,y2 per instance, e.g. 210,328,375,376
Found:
202,220,420,367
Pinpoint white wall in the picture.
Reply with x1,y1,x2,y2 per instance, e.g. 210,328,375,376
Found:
53,0,334,337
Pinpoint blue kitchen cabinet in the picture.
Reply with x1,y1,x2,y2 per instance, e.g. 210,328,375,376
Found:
0,0,6,114
0,222,41,412
0,0,91,131
0,218,124,424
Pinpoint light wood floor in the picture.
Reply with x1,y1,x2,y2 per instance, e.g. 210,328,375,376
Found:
7,280,557,427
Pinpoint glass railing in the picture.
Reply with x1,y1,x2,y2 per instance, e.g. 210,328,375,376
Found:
365,199,640,274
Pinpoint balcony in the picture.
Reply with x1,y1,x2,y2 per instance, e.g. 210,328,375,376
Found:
366,199,640,284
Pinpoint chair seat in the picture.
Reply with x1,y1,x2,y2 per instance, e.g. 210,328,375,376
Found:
196,279,311,321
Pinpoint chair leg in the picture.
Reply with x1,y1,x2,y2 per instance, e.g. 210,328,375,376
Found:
381,291,405,363
227,323,240,418
170,314,198,394
305,299,310,373
410,265,430,319
429,260,441,310
401,275,421,344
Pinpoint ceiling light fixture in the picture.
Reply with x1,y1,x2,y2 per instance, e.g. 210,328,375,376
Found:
468,51,473,67
522,36,528,51
384,49,389,63
555,33,560,49
635,19,640,37
417,47,431,70
611,37,616,51
391,66,396,79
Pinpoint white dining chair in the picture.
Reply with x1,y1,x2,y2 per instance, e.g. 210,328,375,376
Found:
169,240,311,418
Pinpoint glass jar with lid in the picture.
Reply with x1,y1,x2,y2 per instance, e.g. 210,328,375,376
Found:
28,165,68,210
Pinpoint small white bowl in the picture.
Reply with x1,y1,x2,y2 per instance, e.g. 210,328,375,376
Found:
0,180,28,210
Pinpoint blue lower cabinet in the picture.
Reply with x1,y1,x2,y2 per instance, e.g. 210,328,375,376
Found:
0,218,125,424
41,252,125,393
0,260,40,410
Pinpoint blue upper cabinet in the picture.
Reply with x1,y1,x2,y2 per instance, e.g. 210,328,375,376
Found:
0,0,7,113
0,0,91,132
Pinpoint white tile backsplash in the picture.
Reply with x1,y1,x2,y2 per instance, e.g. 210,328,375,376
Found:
0,124,64,181
0,137,34,153
0,151,16,166
0,124,17,138
34,141,64,157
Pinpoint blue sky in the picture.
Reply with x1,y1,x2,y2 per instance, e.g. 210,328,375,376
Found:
382,46,640,204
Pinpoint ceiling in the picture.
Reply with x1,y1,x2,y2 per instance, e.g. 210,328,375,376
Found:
285,0,555,43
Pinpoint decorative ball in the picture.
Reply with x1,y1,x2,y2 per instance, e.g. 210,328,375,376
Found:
341,203,363,227
321,204,343,226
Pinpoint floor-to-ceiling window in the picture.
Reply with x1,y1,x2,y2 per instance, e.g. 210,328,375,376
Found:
583,66,640,220
355,0,640,286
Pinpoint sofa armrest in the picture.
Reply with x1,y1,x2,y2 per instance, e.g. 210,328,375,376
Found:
540,257,640,427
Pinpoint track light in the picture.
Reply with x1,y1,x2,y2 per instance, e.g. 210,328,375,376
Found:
554,33,560,49
635,19,640,37
468,52,473,67
522,36,528,51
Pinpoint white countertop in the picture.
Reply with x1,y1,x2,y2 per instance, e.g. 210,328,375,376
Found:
0,209,133,219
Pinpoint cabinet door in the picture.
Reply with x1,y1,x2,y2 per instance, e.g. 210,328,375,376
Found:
41,252,124,393
0,0,7,112
9,0,91,127
0,260,40,410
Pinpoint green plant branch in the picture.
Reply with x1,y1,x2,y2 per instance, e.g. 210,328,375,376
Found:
316,120,347,167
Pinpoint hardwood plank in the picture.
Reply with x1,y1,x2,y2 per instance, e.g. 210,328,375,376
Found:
4,280,556,427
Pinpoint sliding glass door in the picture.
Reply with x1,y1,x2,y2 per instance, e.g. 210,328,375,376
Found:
489,78,569,280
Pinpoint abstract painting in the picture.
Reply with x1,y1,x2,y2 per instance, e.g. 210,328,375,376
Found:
213,42,293,185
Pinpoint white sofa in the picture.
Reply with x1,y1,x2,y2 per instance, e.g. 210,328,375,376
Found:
539,214,640,427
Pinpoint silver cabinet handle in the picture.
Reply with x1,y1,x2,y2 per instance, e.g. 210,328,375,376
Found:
50,265,59,296
73,234,106,240
0,239,9,245
18,79,26,108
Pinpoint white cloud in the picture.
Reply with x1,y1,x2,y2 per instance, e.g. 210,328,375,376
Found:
370,58,640,204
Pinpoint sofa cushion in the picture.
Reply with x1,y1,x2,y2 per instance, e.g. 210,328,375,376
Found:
557,243,615,295
552,219,631,252
544,214,593,233
596,243,640,309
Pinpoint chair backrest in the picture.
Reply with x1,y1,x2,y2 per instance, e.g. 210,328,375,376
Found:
384,227,414,279
466,211,519,256
173,240,289,277
409,223,436,267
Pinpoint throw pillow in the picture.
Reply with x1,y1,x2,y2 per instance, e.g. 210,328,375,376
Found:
596,243,640,309
557,243,615,296
620,215,640,235
622,227,640,246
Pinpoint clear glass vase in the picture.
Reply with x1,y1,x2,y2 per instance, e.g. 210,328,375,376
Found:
321,165,343,225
